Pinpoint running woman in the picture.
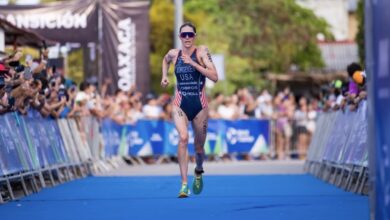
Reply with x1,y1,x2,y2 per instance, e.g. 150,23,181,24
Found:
161,22,218,198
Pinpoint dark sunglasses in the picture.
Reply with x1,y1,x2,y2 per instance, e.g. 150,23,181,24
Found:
180,32,196,38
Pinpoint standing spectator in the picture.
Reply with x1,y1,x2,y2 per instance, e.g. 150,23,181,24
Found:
208,92,224,119
111,98,136,125
273,93,293,160
256,90,273,119
294,97,309,160
217,96,239,120
143,93,163,119
243,92,257,118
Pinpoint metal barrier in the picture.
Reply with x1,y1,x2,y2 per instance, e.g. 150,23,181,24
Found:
0,111,123,203
0,112,272,203
305,101,369,195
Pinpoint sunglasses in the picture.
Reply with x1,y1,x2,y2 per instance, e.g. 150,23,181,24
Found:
180,32,196,38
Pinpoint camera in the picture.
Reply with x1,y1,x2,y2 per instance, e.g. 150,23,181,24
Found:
24,67,33,80
0,77,5,88
8,61,20,67
58,87,68,101
14,64,25,73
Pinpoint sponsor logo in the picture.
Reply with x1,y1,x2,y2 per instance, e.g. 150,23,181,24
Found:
117,17,136,91
128,131,143,146
169,129,179,145
151,133,162,142
207,132,217,141
176,66,195,74
226,128,255,144
104,130,121,146
181,91,198,97
0,11,87,29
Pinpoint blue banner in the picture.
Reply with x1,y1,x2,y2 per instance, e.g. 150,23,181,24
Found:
0,111,71,176
0,113,271,176
0,114,24,175
44,119,69,164
101,119,270,157
344,102,368,166
101,119,122,157
367,0,390,218
224,120,270,155
4,113,35,171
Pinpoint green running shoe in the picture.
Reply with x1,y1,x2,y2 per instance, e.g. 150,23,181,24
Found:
192,169,204,195
178,183,190,198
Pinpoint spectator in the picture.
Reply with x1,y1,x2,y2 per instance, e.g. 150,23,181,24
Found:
294,97,310,160
208,92,224,119
256,91,273,119
217,96,239,120
243,93,257,118
142,93,163,119
111,98,136,125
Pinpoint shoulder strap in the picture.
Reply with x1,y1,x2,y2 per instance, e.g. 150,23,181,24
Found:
173,50,181,65
175,50,182,65
195,47,206,67
178,50,182,56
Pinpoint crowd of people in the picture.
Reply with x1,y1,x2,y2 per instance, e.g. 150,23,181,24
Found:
0,48,367,160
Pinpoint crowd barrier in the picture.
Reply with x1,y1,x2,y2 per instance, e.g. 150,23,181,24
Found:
0,110,123,203
305,100,369,195
0,111,271,203
102,119,270,158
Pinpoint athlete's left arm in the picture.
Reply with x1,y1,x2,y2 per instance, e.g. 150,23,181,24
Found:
191,46,218,82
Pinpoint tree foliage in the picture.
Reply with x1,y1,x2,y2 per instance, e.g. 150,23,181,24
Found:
356,0,365,67
149,0,175,94
150,0,332,94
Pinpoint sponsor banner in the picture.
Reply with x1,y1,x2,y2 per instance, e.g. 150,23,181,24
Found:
101,119,270,157
4,113,35,171
367,0,390,217
0,113,271,176
0,114,25,175
0,0,98,43
101,118,122,157
224,120,270,155
344,101,368,166
0,0,150,94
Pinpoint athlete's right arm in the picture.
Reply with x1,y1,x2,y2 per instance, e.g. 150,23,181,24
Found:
161,49,177,88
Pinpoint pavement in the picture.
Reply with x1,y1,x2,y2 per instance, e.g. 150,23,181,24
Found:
96,160,306,176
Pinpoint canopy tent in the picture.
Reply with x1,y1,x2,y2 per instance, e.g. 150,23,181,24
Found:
0,17,54,48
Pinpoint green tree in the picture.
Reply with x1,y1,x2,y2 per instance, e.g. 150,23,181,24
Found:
356,0,365,67
179,0,332,94
149,0,175,94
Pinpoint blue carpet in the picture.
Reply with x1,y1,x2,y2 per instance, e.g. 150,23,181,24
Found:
0,175,369,220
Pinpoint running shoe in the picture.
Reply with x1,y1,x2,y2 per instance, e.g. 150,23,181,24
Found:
178,183,190,198
192,169,204,195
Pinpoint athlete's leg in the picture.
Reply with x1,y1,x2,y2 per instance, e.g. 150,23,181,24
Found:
191,108,208,195
172,106,190,184
192,108,209,172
